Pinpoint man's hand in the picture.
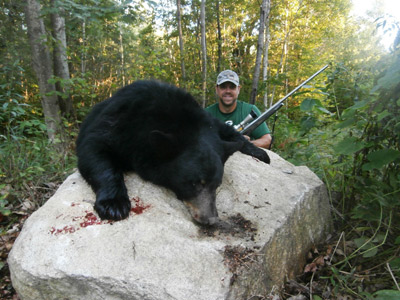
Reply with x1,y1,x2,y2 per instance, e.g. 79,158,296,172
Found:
250,133,272,150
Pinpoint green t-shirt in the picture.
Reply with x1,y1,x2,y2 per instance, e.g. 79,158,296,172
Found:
205,101,270,140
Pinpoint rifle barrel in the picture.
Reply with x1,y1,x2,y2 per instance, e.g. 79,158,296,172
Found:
241,64,329,136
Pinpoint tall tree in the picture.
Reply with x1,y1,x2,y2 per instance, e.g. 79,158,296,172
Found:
200,0,207,107
262,0,271,108
216,0,222,73
269,1,300,106
119,24,126,86
81,19,86,74
176,0,186,85
50,0,74,119
249,0,269,105
25,0,63,142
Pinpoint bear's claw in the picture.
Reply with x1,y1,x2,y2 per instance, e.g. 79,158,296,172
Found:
94,197,131,221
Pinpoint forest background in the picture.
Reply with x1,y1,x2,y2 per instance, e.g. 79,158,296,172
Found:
0,0,399,299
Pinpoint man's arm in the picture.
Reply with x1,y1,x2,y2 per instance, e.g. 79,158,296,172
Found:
247,105,271,149
244,133,272,150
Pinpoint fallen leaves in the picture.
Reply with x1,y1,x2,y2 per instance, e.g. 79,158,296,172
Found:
0,215,25,300
283,229,400,299
303,245,332,274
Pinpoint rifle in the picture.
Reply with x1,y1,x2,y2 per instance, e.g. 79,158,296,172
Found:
237,64,329,136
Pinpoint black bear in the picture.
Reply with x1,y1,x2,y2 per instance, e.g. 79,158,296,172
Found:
76,80,270,225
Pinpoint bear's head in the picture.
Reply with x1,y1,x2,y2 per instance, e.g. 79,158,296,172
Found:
149,130,243,225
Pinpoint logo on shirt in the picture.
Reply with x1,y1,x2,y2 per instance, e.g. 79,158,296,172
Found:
225,120,234,126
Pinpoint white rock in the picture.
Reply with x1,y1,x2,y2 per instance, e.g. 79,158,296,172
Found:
8,151,331,300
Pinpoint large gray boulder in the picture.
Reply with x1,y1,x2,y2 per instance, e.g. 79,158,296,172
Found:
8,151,331,300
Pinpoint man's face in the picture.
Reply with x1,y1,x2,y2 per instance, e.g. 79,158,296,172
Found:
215,82,241,108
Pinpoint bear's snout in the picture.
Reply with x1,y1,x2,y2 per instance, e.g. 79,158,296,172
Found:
183,188,219,225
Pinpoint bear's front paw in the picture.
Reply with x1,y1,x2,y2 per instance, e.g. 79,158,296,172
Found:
94,195,131,221
253,148,270,164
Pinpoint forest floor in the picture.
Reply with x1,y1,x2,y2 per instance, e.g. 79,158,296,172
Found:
0,182,397,300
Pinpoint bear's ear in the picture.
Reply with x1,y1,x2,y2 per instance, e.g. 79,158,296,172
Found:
221,140,244,163
149,130,177,159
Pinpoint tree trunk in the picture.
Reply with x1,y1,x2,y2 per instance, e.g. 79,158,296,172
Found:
119,24,126,86
270,7,290,107
25,0,62,143
216,0,222,74
81,20,86,74
269,2,302,107
176,0,186,86
200,0,207,108
262,0,271,109
249,0,268,105
50,0,74,119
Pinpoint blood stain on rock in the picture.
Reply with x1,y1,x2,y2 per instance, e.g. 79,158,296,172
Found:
130,197,151,215
49,225,76,235
50,197,149,235
80,211,103,227
50,210,112,235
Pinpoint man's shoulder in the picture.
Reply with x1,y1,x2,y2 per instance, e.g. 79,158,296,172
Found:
237,100,255,110
237,100,250,107
238,100,262,114
237,100,257,114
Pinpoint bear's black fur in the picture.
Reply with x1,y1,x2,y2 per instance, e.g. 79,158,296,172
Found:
76,80,270,225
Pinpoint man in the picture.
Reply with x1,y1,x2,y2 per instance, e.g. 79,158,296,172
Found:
205,70,272,149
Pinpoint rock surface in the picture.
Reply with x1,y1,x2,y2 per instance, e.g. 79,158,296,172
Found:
8,151,331,300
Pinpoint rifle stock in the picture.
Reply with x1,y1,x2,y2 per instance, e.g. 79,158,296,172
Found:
240,64,329,136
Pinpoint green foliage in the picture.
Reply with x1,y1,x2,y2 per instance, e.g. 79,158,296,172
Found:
274,54,400,298
0,184,12,217
0,61,41,138
0,133,76,207
338,57,400,214
373,290,400,300
1,61,76,207
362,149,400,171
276,55,400,217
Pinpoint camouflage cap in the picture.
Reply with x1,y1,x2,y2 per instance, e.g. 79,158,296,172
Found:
216,70,239,86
